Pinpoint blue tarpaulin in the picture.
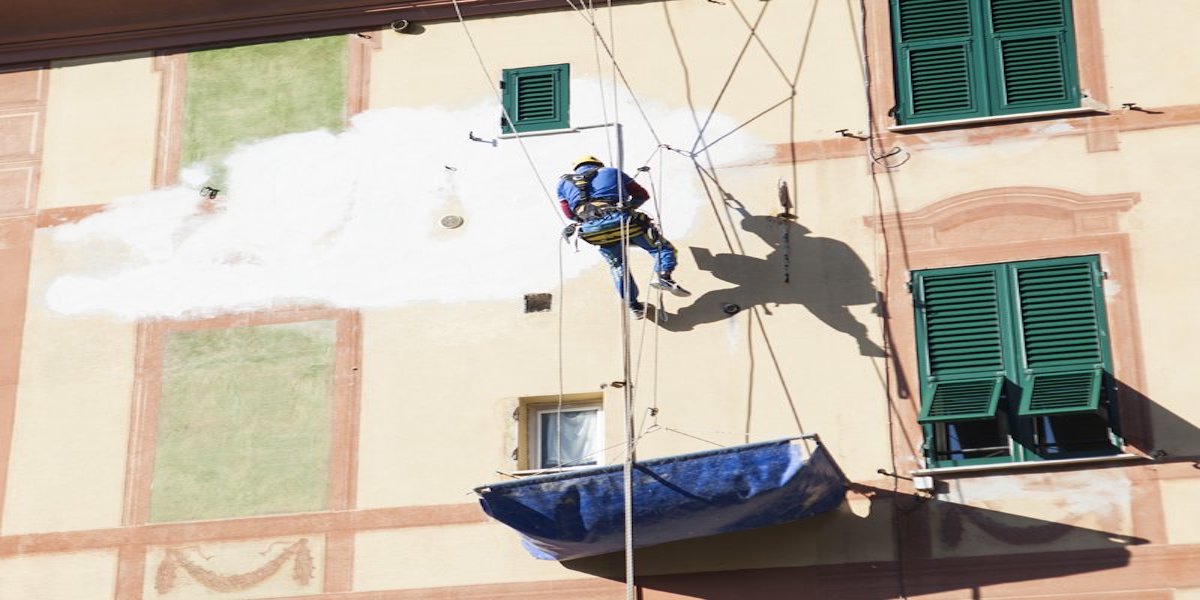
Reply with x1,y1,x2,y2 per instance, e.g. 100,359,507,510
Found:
475,437,846,561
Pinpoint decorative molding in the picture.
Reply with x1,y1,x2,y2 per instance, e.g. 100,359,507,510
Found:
0,0,645,68
866,186,1157,542
863,187,1140,251
346,32,380,121
263,577,626,600
155,538,314,594
0,67,46,216
0,66,43,533
152,53,187,188
0,503,485,556
123,307,363,526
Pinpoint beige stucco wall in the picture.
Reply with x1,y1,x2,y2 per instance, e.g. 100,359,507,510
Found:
37,54,161,209
1100,0,1200,108
1160,478,1200,545
354,521,590,590
2,230,136,535
0,550,117,599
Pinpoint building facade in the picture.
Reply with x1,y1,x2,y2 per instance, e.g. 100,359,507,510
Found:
1,0,1199,598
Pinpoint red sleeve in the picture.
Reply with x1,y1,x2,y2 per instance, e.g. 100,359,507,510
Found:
626,180,649,202
558,199,578,221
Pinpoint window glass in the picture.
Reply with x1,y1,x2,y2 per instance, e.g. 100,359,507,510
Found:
537,407,600,469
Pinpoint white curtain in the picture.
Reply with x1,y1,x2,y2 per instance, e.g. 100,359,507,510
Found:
540,409,598,468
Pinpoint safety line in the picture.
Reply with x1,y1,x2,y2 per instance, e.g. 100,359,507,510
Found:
449,0,566,226
689,0,776,156
563,0,664,147
852,0,909,597
449,0,575,472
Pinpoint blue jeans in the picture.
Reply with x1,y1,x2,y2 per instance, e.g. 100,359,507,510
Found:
597,226,678,307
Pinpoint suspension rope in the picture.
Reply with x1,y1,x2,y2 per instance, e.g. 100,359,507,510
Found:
563,0,664,146
689,0,775,156
565,0,637,593
449,0,565,226
449,0,577,472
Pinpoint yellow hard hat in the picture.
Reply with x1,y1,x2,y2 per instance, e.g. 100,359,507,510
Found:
571,154,604,170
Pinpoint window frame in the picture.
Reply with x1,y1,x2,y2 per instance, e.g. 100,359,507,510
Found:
516,394,604,472
912,255,1122,468
890,0,1082,126
531,404,604,470
500,63,570,134
124,308,362,526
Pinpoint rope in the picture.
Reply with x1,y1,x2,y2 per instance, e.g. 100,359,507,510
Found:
449,0,579,472
563,0,664,146
449,0,565,226
562,0,637,593
853,0,909,596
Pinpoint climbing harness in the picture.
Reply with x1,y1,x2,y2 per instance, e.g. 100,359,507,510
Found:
562,168,650,246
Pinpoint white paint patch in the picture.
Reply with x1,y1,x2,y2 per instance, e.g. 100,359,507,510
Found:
46,81,769,320
949,470,1130,518
918,120,1079,164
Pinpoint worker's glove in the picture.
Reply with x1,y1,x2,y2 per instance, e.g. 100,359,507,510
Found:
562,223,578,240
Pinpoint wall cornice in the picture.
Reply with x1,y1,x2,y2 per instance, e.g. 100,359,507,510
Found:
0,0,650,68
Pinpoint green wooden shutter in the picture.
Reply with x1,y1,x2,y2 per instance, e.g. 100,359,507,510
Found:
892,0,988,124
914,267,1008,422
1013,258,1108,416
984,0,1080,114
501,63,569,134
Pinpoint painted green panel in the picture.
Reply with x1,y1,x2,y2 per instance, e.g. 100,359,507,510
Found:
182,36,348,180
501,63,569,134
150,320,336,522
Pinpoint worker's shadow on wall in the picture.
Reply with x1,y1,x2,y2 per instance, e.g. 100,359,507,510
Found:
658,207,885,357
566,480,1147,599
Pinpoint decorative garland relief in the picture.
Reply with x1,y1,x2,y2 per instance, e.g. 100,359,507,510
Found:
155,538,314,594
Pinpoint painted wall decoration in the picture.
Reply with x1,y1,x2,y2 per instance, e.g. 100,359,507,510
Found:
149,320,336,522
154,538,314,594
44,77,768,320
182,36,348,186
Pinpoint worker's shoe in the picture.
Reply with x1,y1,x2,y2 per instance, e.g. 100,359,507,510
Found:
651,274,691,297
629,302,646,320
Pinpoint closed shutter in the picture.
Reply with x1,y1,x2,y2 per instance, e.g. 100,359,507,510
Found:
914,268,1008,423
985,0,1079,114
892,0,987,124
501,64,569,134
1013,258,1108,416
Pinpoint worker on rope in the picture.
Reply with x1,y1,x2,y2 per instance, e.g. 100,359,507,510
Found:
558,155,690,319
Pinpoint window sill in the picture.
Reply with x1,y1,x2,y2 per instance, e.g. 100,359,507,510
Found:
889,105,1109,134
496,466,598,478
911,452,1145,477
497,122,616,140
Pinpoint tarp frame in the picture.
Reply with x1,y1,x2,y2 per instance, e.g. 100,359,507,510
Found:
475,434,848,561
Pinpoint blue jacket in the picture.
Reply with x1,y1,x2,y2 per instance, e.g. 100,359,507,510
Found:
557,166,649,220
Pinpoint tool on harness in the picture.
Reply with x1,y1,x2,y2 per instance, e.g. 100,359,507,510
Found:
578,209,646,246
562,166,655,246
